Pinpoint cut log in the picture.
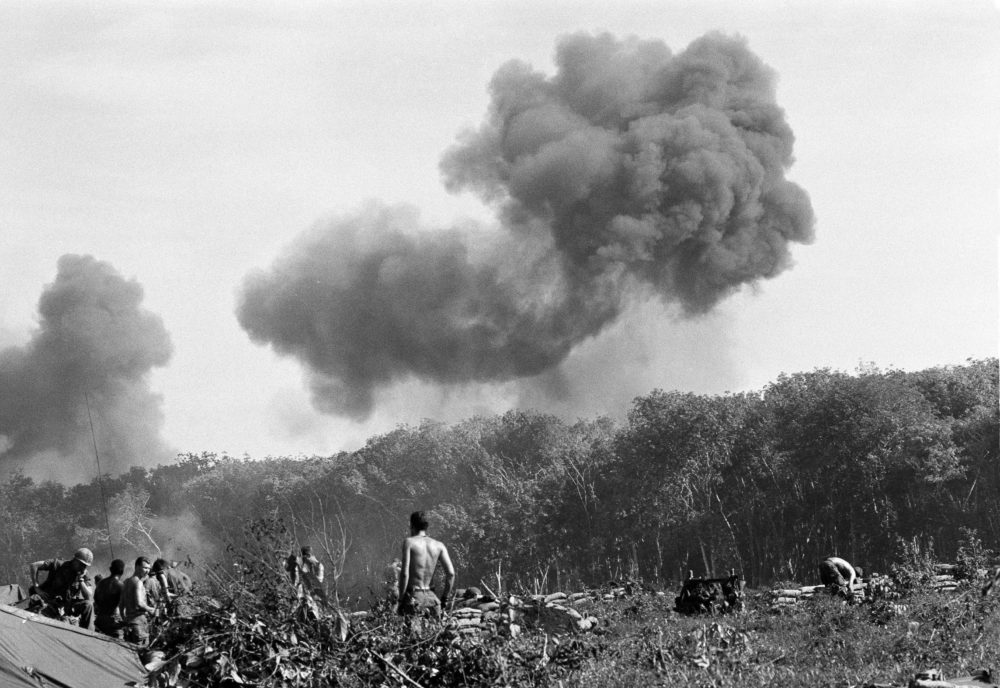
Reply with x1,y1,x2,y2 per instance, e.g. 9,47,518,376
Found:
771,589,802,598
452,608,482,618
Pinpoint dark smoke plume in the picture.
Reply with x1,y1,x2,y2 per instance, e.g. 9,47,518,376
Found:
0,255,173,483
237,32,814,419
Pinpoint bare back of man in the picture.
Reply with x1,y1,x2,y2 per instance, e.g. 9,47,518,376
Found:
819,555,858,594
397,511,455,618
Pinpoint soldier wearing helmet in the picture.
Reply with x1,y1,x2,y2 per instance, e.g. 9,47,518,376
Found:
27,547,96,630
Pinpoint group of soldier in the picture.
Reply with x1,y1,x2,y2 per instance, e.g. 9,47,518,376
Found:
23,510,449,646
390,514,868,615
27,547,192,645
25,514,866,640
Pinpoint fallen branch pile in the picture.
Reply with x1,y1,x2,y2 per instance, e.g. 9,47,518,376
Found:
141,584,623,687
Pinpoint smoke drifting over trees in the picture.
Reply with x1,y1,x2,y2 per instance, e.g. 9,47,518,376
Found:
0,255,173,483
237,32,815,419
1,359,994,596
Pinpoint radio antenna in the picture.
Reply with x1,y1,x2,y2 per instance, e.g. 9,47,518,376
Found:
85,392,114,561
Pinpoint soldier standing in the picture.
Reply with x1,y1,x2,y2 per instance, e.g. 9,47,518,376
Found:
397,511,455,618
93,559,126,638
122,557,156,645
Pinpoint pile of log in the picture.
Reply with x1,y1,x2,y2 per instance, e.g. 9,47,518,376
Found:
768,562,977,612
674,570,745,615
929,565,959,593
867,563,966,596
446,587,615,636
864,564,968,598
770,577,884,610
768,584,828,609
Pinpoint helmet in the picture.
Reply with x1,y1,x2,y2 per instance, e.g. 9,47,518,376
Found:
73,547,94,567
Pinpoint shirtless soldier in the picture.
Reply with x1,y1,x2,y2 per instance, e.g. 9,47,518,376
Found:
818,555,863,596
397,511,455,618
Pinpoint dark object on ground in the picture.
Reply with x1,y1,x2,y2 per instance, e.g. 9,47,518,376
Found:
675,570,745,614
866,669,999,688
908,668,997,688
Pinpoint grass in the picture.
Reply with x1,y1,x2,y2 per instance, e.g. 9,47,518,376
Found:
144,577,999,687
570,586,999,688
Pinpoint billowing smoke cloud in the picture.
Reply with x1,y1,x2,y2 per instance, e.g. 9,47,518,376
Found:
237,32,814,419
0,255,173,483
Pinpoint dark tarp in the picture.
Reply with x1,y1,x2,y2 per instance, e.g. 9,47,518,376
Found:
0,603,145,687
0,584,26,606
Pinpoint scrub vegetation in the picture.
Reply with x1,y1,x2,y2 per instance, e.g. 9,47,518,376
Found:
141,540,1000,687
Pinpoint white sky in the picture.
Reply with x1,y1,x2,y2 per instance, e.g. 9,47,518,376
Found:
1,0,997,461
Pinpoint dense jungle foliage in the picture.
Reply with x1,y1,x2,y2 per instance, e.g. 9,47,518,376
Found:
0,359,996,597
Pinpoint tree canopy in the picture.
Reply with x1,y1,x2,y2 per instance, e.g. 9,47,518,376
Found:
1,359,995,594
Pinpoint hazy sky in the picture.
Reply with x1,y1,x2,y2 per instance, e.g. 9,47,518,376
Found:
1,1,997,477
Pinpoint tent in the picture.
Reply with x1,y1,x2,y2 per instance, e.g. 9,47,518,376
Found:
0,584,26,606
0,604,145,687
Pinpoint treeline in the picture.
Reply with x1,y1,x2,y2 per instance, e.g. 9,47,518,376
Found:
1,359,996,595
